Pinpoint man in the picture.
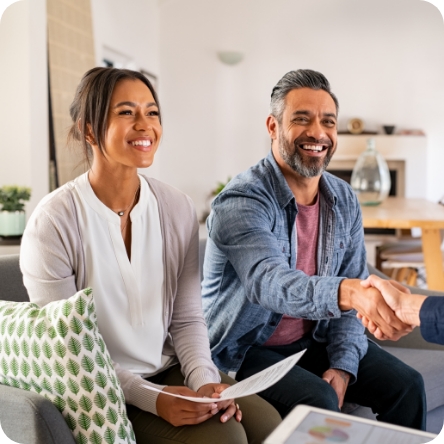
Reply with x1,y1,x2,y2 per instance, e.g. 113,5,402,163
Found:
202,69,426,430
360,274,444,345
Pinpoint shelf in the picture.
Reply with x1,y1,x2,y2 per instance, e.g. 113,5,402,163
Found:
0,237,21,246
337,133,425,138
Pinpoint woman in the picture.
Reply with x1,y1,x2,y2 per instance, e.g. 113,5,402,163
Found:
20,67,280,444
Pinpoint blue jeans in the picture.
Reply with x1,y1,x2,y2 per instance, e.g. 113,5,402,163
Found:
236,338,427,430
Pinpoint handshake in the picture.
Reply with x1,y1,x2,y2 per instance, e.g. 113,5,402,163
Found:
339,275,428,341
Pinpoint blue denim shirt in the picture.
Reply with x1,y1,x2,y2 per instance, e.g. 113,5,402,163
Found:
202,151,369,382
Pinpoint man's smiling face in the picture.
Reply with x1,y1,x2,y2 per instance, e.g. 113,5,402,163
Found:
275,87,337,178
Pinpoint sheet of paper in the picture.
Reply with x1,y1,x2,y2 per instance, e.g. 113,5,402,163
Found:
140,349,306,403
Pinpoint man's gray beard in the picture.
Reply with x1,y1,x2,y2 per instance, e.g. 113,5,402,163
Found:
278,134,334,178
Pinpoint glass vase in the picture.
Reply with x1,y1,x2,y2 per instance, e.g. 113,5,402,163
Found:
350,138,391,206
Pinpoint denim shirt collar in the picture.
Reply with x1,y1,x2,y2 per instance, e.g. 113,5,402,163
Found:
265,150,337,209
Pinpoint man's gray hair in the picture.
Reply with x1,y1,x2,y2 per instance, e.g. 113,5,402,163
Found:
270,69,339,122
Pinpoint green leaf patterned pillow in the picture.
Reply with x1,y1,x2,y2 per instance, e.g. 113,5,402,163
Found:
0,288,136,444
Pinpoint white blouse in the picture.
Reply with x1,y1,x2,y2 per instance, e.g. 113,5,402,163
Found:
72,172,174,376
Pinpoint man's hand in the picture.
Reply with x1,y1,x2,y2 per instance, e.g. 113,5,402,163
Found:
358,275,427,338
338,278,412,341
322,369,350,409
156,386,219,426
197,383,242,423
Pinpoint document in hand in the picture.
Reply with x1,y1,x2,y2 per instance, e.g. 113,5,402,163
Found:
141,349,306,403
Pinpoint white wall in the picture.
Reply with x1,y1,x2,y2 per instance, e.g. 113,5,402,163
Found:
90,0,161,178
91,0,159,72
1,0,443,222
0,0,48,216
158,0,444,218
0,0,161,220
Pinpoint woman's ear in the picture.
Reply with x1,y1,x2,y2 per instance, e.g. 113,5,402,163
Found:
80,120,96,146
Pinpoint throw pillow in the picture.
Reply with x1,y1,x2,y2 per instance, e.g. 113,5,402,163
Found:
0,288,136,444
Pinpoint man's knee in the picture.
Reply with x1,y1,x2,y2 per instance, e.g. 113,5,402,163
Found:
296,379,340,412
404,367,426,399
386,360,425,397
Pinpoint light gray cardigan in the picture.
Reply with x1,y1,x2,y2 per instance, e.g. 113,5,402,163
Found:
20,175,220,415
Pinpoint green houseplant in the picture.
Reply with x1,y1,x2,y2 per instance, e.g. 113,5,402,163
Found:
200,177,231,223
0,186,31,237
211,177,231,197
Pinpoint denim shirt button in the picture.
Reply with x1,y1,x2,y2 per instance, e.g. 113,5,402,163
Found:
269,321,277,327
328,311,334,317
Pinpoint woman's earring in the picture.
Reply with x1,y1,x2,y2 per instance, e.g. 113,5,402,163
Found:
85,134,96,146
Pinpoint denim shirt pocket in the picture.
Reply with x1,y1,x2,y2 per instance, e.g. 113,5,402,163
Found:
332,235,352,275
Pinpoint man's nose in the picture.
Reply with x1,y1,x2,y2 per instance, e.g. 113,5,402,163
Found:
305,120,326,140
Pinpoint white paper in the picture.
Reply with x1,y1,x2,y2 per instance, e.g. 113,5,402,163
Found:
141,349,306,403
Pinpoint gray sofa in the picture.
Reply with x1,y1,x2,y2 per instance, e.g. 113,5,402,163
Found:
199,240,444,434
0,251,443,442
0,254,76,444
356,264,444,434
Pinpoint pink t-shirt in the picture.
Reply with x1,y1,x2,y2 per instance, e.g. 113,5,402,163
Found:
264,194,319,346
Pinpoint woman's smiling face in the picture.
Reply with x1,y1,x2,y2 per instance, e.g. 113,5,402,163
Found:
99,78,162,170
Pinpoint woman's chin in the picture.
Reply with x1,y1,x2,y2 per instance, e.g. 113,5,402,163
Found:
128,152,157,169
135,158,155,170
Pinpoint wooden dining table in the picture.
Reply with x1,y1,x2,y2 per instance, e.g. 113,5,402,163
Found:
360,197,444,291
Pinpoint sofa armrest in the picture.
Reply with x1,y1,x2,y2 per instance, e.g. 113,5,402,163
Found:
0,385,75,444
368,325,444,350
366,263,444,351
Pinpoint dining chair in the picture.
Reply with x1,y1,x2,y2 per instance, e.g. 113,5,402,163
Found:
376,231,444,288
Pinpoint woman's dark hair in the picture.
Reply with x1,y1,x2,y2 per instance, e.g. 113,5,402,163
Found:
68,67,161,162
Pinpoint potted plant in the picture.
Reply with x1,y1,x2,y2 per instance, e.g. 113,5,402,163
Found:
211,177,231,197
200,177,231,223
0,186,31,237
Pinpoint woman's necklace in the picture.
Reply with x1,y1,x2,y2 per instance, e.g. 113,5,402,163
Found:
120,214,131,235
113,183,141,217
119,185,140,235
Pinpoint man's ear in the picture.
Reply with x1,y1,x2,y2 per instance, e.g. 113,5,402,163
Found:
266,115,278,140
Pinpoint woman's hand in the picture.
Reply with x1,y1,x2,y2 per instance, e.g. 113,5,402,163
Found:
156,386,219,426
197,383,242,423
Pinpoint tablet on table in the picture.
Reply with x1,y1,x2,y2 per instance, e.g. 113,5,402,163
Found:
264,405,437,444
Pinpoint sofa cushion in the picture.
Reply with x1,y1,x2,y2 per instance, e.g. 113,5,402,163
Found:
426,405,444,435
0,288,136,444
382,346,444,413
0,254,28,303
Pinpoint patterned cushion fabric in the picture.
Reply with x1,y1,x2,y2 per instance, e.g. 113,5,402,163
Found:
0,288,136,444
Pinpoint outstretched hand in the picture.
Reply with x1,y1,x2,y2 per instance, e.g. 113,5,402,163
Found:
339,278,412,341
358,275,425,339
